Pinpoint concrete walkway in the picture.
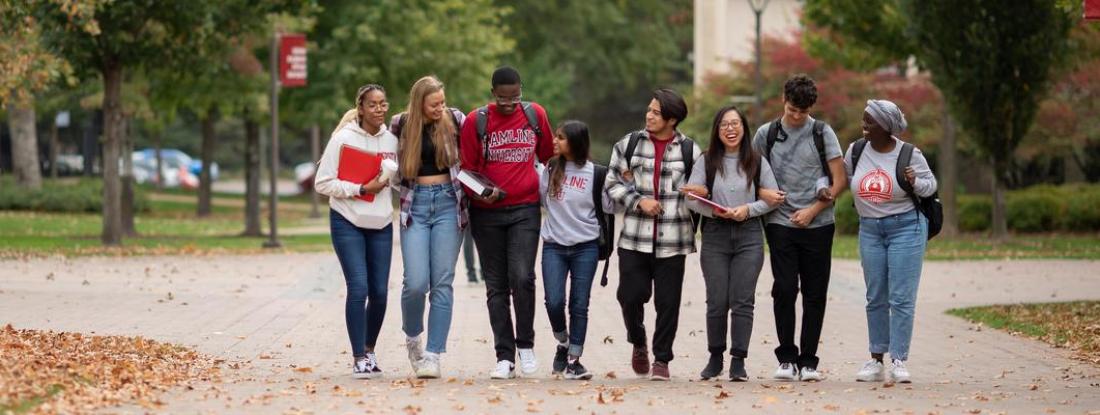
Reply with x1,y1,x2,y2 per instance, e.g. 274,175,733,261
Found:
2,247,1099,414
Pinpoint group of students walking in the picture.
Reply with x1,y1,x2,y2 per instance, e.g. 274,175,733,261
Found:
315,67,938,384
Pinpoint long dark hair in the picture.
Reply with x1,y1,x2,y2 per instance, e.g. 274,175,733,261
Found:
548,120,591,199
705,105,758,184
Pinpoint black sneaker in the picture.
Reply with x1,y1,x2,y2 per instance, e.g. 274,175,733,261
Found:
552,345,568,375
729,358,748,382
564,360,592,380
700,353,723,380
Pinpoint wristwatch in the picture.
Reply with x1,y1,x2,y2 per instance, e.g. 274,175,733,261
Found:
359,184,367,196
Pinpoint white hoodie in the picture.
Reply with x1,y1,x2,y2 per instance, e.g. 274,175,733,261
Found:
314,121,399,229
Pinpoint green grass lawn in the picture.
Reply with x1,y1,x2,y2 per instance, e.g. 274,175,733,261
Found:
831,234,1100,260
0,193,332,258
948,301,1100,364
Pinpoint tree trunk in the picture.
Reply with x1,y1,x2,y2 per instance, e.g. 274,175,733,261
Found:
101,62,124,246
990,155,1009,241
153,130,164,189
7,97,42,190
242,113,263,236
120,117,137,236
309,123,321,218
937,108,959,236
49,116,59,179
197,107,217,217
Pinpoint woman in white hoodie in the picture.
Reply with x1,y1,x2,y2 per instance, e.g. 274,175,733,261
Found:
315,84,400,379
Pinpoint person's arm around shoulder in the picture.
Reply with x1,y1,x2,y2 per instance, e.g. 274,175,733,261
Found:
905,146,938,197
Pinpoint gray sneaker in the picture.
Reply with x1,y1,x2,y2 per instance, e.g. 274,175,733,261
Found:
773,363,799,381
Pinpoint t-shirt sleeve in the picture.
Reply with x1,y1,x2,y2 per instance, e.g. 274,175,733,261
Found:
748,157,779,218
843,142,855,181
534,104,554,163
823,124,843,160
909,146,938,197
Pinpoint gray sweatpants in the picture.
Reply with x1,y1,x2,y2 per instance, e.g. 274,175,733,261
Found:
699,217,765,358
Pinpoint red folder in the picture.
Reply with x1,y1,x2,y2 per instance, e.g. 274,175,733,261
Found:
337,144,383,202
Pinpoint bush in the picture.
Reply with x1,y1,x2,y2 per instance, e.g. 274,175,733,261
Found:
0,177,149,213
835,183,1100,234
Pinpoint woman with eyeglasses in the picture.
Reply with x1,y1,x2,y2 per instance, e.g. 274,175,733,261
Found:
682,105,781,382
315,84,399,379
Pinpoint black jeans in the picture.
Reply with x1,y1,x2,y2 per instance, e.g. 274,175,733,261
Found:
765,223,835,369
700,218,765,359
470,204,541,363
616,248,686,363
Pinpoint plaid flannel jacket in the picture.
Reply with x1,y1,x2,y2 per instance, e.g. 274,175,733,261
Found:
604,130,701,258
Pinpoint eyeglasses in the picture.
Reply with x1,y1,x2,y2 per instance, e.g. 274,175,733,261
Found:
364,101,389,111
494,93,522,105
718,121,742,131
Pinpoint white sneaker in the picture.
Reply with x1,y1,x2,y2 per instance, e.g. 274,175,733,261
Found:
773,363,799,381
799,366,823,382
352,356,371,379
890,359,911,383
490,360,516,379
856,360,885,382
518,348,539,376
406,336,424,372
416,352,441,379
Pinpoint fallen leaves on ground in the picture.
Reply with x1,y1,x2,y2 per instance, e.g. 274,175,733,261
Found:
948,301,1100,365
0,324,217,414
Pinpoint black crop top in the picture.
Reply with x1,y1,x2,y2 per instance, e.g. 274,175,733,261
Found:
418,127,447,176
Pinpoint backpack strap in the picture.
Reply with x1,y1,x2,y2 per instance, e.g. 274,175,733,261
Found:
896,142,920,207
764,118,782,162
520,101,543,140
812,120,832,186
592,163,613,286
475,106,490,162
680,137,695,182
622,131,644,171
851,138,868,171
753,155,762,201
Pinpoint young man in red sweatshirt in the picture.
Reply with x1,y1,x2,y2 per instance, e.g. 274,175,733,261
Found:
460,66,554,379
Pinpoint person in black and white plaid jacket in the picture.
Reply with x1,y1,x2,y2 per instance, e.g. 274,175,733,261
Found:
603,88,701,381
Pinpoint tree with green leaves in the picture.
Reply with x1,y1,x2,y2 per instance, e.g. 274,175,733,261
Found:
803,0,966,236
902,0,1075,240
32,0,302,245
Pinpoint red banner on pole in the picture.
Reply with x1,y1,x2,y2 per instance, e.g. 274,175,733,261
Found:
279,34,307,87
1087,0,1100,20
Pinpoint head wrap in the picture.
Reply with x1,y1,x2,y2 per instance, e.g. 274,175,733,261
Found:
865,99,907,135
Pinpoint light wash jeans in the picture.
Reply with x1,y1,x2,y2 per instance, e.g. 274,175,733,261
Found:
858,209,927,362
400,184,462,354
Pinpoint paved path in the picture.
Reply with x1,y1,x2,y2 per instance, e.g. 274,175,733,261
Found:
2,246,1099,414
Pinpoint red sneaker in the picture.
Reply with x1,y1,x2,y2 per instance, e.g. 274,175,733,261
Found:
650,361,670,381
631,346,650,375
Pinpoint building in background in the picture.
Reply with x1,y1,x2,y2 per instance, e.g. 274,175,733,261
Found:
693,0,803,87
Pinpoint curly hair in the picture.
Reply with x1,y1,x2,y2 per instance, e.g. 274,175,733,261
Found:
783,74,818,110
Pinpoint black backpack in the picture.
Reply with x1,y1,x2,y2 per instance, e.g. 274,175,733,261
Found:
474,102,543,161
621,131,700,233
591,163,616,286
851,138,944,240
765,118,831,185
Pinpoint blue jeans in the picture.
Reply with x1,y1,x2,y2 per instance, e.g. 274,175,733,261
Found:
400,184,462,354
330,210,393,358
541,239,599,357
858,210,927,362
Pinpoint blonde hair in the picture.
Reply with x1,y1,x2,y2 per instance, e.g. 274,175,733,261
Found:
399,76,458,178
